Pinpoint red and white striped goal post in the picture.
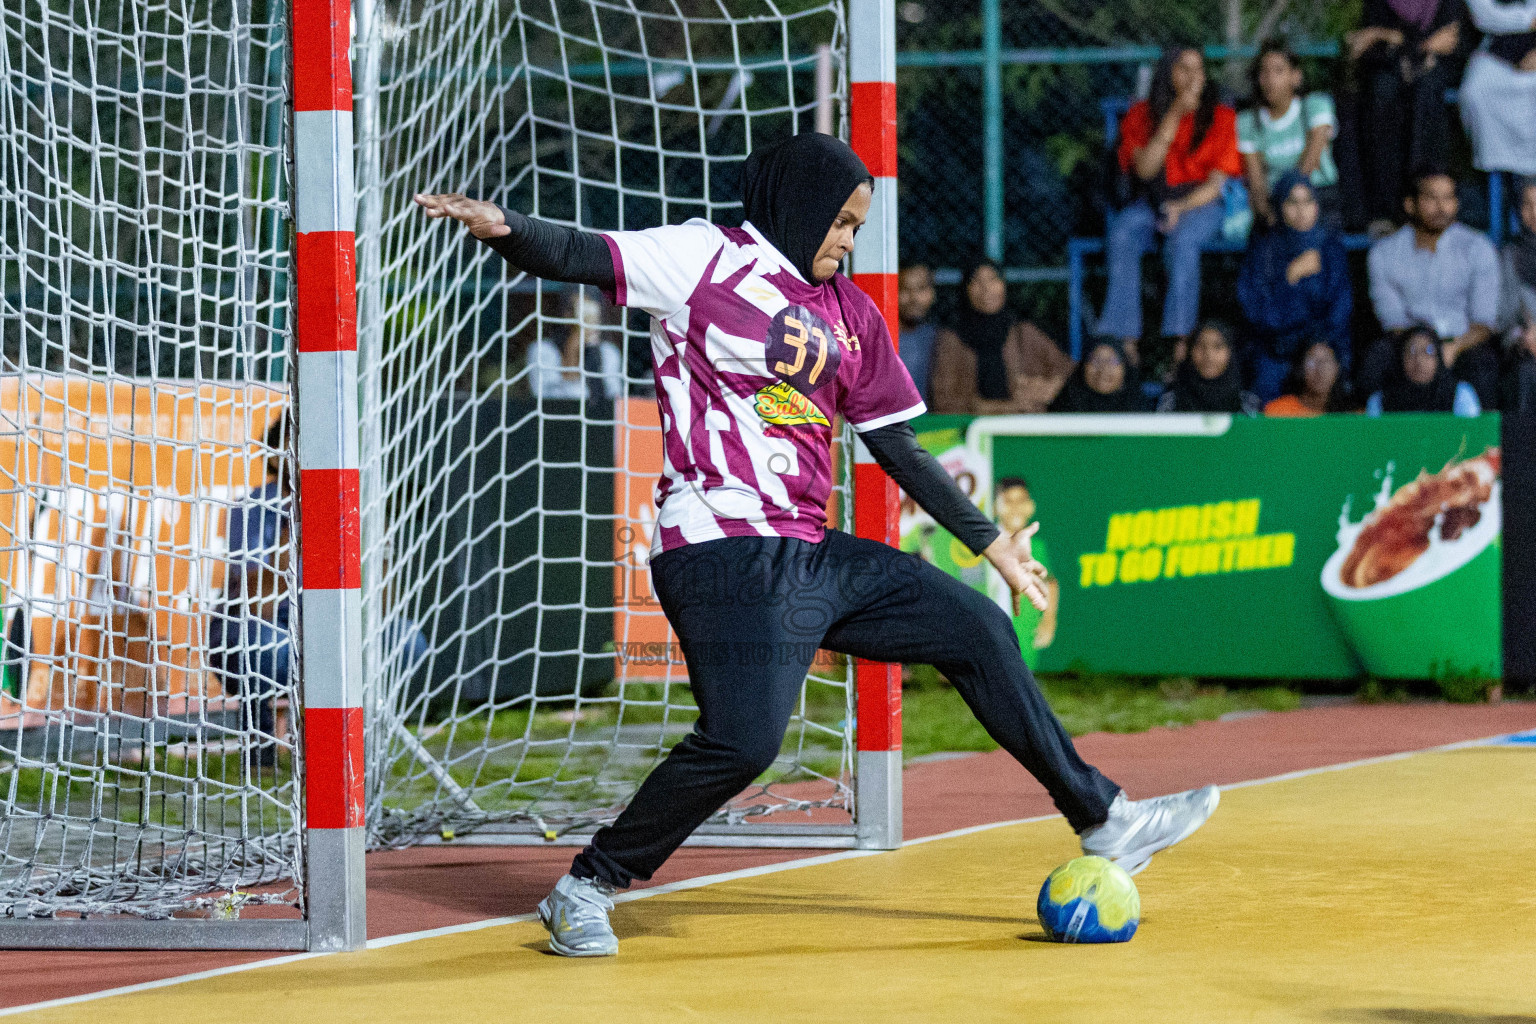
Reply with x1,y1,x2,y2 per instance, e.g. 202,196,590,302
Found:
292,0,367,952
847,0,903,852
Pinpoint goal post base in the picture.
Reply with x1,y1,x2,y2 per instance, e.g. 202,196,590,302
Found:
0,920,309,951
855,749,903,850
306,827,368,952
410,823,861,849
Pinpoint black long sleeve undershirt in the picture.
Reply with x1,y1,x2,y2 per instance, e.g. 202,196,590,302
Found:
861,421,1000,556
481,206,616,291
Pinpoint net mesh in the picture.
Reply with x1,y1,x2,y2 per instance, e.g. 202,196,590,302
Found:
356,0,859,845
0,0,860,925
0,0,301,917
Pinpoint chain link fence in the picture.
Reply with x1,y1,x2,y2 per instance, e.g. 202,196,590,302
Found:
894,0,1364,327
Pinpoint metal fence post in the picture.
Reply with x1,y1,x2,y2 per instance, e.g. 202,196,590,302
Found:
981,0,1003,261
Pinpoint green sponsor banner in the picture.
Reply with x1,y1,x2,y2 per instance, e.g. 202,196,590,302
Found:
904,413,1502,680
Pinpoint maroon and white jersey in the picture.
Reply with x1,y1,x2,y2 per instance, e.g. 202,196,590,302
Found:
602,219,924,556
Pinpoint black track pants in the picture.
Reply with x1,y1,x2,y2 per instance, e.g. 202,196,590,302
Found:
571,531,1121,888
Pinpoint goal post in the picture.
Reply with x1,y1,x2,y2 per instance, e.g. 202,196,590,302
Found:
291,0,368,952
847,0,903,853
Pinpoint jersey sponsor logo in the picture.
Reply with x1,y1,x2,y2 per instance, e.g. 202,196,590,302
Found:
753,380,830,428
765,304,841,395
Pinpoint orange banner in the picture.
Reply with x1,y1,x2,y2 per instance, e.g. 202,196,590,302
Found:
612,398,679,680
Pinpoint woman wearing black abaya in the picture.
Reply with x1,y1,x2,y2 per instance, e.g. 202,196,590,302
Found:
1049,339,1146,412
1157,321,1262,415
1346,0,1464,229
414,132,1219,958
930,257,1073,413
1366,325,1484,414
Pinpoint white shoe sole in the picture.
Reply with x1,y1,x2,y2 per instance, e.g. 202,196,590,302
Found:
1100,785,1220,877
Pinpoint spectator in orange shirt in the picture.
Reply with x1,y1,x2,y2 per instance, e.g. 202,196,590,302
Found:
1097,47,1243,364
1263,339,1352,416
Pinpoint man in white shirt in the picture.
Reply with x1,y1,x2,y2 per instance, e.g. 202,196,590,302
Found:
1362,167,1502,407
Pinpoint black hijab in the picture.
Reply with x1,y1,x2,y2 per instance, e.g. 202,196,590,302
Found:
740,133,873,283
1050,340,1141,412
952,256,1014,401
1166,323,1246,413
1381,329,1458,412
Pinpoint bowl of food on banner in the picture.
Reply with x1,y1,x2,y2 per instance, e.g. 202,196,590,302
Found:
1320,448,1501,680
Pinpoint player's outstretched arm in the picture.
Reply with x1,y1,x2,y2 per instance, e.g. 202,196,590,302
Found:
413,192,615,291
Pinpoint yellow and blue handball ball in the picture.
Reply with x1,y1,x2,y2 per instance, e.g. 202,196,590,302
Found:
1036,855,1140,943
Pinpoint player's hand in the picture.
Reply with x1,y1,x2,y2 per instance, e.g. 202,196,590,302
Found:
413,193,509,239
982,522,1049,616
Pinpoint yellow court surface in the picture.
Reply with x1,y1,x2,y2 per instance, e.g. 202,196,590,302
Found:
22,746,1536,1023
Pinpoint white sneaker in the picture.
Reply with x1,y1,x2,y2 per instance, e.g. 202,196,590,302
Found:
537,874,619,957
1080,785,1220,876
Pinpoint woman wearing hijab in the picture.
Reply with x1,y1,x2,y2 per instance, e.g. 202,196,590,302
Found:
415,133,1217,957
1236,171,1354,401
1346,0,1463,229
1099,47,1243,359
1366,325,1483,414
930,256,1073,413
1157,321,1263,415
1049,339,1145,412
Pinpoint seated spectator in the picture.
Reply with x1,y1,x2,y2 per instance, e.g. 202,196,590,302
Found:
1503,317,1536,411
1499,177,1536,331
1367,325,1483,414
1098,47,1243,359
931,257,1072,413
1239,38,1342,227
1236,171,1354,401
1500,178,1536,409
1049,339,1144,412
528,290,623,400
1156,320,1262,415
208,418,294,768
210,421,430,767
1459,0,1536,177
1362,167,1501,407
897,263,939,403
1264,339,1352,416
1346,0,1461,231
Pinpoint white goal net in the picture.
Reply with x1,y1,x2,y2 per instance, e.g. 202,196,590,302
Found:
1,0,302,919
0,0,862,931
356,0,859,846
